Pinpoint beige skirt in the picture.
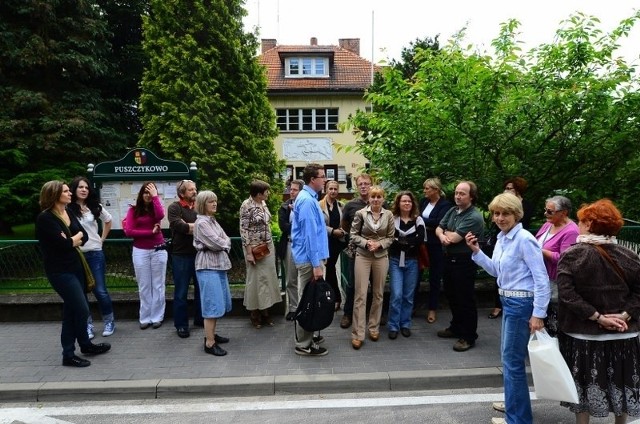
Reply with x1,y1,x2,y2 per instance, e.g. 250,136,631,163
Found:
243,241,282,310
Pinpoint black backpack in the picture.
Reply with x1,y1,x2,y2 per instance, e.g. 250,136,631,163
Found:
295,277,335,332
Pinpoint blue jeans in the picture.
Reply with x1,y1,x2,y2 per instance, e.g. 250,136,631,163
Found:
84,250,113,318
47,267,91,358
388,257,418,331
172,254,202,329
501,295,534,424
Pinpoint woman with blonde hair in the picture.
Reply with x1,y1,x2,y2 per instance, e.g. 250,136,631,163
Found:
557,199,640,424
350,186,395,349
194,190,232,357
419,177,452,323
466,192,549,424
319,179,346,311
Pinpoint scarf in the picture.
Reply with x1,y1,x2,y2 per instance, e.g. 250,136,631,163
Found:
576,234,617,245
394,216,418,267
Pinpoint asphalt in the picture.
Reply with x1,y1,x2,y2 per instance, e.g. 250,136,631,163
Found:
0,306,513,403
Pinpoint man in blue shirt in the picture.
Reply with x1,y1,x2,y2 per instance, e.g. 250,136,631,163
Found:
291,163,330,356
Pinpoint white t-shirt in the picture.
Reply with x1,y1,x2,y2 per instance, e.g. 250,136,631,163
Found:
422,203,435,241
78,206,113,252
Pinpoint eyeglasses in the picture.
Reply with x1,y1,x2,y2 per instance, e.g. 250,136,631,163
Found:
543,208,563,215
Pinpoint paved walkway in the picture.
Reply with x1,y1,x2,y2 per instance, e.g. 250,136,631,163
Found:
0,308,506,402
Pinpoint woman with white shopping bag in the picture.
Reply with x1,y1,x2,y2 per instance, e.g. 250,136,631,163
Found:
465,193,550,424
556,199,640,424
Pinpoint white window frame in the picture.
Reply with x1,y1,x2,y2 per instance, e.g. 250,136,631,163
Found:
285,57,329,77
276,108,339,132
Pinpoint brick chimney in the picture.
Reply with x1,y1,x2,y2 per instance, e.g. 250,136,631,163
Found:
338,38,360,55
310,37,318,46
261,39,277,53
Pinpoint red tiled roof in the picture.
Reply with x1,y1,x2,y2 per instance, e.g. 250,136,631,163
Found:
258,44,379,93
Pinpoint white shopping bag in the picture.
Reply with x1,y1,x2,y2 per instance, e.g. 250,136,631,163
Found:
528,329,579,403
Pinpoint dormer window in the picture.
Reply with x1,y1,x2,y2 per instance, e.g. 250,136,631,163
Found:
285,57,329,77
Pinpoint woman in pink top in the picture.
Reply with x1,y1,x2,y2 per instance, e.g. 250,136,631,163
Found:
124,182,167,329
535,195,579,336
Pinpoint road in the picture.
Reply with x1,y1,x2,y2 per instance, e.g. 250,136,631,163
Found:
2,389,639,424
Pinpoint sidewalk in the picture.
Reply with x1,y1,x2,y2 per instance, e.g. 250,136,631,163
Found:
0,308,510,402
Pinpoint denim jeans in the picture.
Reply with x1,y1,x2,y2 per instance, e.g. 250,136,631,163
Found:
443,253,478,343
501,295,534,424
388,257,418,331
84,250,113,319
47,268,91,358
171,254,202,329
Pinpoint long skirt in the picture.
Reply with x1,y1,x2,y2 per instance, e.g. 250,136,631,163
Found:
243,241,281,310
559,332,640,417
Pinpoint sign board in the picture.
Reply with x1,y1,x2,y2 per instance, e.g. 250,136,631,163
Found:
89,149,197,233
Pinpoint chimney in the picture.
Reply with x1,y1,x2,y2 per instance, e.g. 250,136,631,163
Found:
310,37,318,46
338,38,360,55
261,39,277,54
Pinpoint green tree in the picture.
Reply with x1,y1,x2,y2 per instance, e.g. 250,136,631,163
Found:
0,0,131,233
347,13,640,219
139,0,283,233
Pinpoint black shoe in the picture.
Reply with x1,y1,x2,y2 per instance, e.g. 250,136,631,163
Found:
312,335,325,344
285,312,296,321
152,321,163,329
437,327,458,338
140,322,151,330
214,334,229,344
177,327,190,338
388,331,398,340
401,328,411,338
488,309,503,319
62,355,91,367
204,343,227,356
295,345,328,356
453,339,475,352
80,342,111,356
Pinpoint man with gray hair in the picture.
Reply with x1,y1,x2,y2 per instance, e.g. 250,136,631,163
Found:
277,179,304,321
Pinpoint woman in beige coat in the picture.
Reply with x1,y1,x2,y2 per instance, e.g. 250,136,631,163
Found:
349,186,395,349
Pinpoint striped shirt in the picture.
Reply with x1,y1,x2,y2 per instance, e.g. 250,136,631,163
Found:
194,214,232,271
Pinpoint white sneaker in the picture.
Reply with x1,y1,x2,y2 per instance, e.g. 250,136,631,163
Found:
491,418,506,424
492,402,505,413
102,320,115,337
87,323,95,340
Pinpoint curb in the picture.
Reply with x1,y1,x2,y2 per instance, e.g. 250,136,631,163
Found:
0,367,519,403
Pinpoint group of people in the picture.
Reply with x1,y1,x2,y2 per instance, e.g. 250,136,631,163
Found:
36,172,639,424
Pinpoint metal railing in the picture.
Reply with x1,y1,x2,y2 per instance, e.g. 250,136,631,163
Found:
2,227,639,294
0,237,284,293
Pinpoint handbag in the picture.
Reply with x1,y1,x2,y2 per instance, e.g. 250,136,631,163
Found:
528,329,579,403
295,277,335,331
250,206,270,261
418,243,430,270
251,242,270,261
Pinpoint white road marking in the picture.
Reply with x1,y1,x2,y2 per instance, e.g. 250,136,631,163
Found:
2,394,639,423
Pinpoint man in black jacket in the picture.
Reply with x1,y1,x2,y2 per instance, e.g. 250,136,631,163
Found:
278,180,303,321
168,180,204,338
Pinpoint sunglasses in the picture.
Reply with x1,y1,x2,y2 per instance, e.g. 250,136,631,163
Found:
177,179,195,192
543,208,563,215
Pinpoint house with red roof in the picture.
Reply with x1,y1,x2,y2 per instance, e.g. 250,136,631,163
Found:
258,37,377,192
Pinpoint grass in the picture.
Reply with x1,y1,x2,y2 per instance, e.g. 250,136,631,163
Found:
0,223,35,240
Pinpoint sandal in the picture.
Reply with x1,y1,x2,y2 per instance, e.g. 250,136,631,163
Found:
427,310,437,324
250,311,262,329
261,311,275,326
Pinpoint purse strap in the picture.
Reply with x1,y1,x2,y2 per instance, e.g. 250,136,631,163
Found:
593,244,626,284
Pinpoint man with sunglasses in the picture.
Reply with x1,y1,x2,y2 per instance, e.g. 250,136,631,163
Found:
168,180,204,338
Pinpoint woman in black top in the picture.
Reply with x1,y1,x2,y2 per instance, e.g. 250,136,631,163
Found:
35,181,111,367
